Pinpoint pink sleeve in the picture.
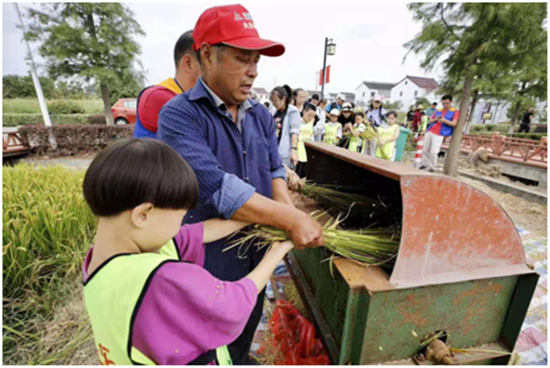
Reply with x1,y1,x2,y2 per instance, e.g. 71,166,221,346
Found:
174,223,205,266
132,262,258,365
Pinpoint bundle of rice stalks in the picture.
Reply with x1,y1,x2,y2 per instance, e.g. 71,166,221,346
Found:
297,183,386,216
360,124,378,140
226,213,399,267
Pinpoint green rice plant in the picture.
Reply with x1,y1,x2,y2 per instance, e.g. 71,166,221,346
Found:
225,212,399,267
298,183,385,215
3,163,96,303
359,124,378,141
3,164,96,363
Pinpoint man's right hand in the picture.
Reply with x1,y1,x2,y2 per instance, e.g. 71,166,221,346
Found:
287,210,324,249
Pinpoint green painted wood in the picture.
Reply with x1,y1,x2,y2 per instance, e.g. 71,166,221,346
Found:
360,276,519,364
499,273,539,351
292,248,350,352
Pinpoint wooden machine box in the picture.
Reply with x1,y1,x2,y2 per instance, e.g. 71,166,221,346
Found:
287,142,538,365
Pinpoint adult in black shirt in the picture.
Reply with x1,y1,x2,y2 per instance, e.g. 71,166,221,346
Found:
518,109,535,133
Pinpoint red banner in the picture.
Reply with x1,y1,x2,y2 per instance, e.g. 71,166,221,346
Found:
319,66,331,86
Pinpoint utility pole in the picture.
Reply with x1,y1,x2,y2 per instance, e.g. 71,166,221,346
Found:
320,37,336,100
15,3,56,148
315,71,319,93
321,37,328,100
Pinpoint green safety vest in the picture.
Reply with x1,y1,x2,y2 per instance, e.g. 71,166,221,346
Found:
348,124,366,153
376,125,399,160
298,120,314,162
83,240,232,365
324,123,342,146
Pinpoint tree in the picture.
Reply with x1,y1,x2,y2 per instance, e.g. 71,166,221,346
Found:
100,69,145,105
415,97,431,109
24,3,145,125
3,74,55,99
404,3,547,177
385,100,403,111
507,65,547,133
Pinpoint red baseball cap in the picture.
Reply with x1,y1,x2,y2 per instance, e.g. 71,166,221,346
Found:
192,4,285,57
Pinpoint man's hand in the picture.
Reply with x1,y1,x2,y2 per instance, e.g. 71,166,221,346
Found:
290,149,299,167
285,165,303,191
287,210,324,249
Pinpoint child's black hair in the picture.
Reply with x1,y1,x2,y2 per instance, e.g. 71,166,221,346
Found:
271,85,293,110
386,111,398,118
304,104,317,113
83,138,198,217
355,111,365,120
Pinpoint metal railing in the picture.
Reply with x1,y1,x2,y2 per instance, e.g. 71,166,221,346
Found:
414,131,547,168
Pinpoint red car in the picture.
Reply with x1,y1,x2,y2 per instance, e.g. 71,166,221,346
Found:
112,98,137,125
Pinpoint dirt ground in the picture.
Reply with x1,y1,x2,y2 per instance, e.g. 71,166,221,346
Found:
459,176,547,236
458,155,547,195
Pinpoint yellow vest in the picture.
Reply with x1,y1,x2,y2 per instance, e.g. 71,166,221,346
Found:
376,125,399,160
83,241,232,365
158,78,184,95
324,123,342,146
298,120,314,162
348,123,366,152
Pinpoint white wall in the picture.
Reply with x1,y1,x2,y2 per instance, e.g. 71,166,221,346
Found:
423,89,440,106
355,84,375,106
390,78,425,110
355,84,392,107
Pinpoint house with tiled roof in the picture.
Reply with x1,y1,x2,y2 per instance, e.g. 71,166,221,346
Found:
252,87,269,102
355,81,394,107
390,76,440,110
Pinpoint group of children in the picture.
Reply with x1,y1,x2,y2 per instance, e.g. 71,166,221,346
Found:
296,101,401,175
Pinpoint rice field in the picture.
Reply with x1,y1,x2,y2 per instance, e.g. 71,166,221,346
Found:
3,99,104,114
3,163,97,364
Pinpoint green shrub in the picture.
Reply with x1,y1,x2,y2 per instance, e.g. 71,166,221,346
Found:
47,100,86,115
470,123,510,134
87,114,107,125
19,124,133,156
532,124,547,133
510,133,546,141
3,114,105,127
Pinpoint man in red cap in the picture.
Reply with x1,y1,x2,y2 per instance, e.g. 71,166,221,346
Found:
158,4,323,364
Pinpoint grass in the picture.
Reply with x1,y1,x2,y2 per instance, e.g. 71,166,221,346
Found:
3,163,97,364
3,98,104,114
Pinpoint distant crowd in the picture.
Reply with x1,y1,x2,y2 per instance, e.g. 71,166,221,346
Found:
258,87,459,175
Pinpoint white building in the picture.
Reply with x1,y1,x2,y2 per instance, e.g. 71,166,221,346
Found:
469,99,547,126
355,81,394,107
390,76,439,110
252,87,269,103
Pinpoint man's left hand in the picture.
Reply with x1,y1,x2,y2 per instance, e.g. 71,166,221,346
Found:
290,149,299,167
285,165,303,191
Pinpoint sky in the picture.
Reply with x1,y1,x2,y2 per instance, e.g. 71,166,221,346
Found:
2,1,444,95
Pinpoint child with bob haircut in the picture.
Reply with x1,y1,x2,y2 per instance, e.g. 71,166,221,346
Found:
82,138,293,365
